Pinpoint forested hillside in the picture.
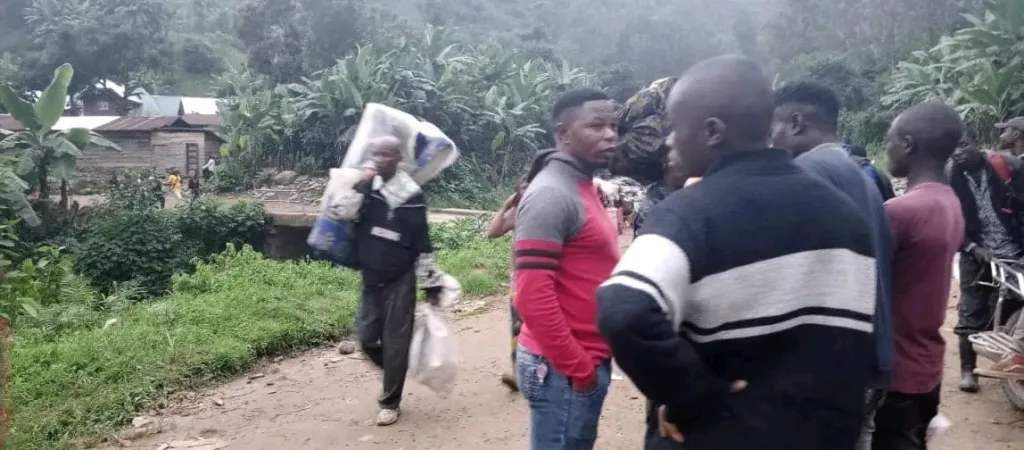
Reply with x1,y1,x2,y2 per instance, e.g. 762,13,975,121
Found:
1,0,1020,201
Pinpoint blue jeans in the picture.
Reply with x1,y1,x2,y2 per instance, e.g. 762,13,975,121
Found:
516,346,611,450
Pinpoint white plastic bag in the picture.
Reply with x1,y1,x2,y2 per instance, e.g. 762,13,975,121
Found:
319,167,365,221
341,103,460,186
927,413,952,442
408,304,458,395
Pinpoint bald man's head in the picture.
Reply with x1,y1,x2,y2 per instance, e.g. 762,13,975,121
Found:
666,55,773,179
884,100,963,177
368,135,404,180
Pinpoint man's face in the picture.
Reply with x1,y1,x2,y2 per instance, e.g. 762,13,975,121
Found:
558,100,619,167
371,143,402,179
998,127,1021,152
666,87,716,180
884,122,910,178
952,133,983,169
663,147,686,189
768,107,812,156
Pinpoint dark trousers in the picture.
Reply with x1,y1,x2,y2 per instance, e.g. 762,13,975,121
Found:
357,270,417,409
872,386,940,450
955,254,997,338
509,299,522,365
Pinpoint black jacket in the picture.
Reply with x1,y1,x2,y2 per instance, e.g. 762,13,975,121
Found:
948,153,1024,250
352,180,433,285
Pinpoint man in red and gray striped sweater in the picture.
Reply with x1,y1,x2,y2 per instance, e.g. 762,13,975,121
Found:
513,88,621,450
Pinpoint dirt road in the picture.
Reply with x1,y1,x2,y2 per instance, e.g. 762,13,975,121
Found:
109,297,1023,450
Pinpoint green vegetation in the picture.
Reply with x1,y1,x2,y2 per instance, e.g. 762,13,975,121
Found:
10,218,511,450
218,27,591,193
883,0,1024,139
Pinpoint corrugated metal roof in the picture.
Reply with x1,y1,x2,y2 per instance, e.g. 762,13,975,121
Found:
94,116,186,131
180,114,222,127
53,116,119,130
0,114,118,131
181,97,219,115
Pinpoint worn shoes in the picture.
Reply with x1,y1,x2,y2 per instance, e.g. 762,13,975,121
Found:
960,370,980,393
500,373,519,392
376,408,400,426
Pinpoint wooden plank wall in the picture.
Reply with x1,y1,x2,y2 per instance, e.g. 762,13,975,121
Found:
79,131,153,170
79,131,207,174
152,131,203,173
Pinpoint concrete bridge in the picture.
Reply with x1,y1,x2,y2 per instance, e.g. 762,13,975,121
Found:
71,194,491,259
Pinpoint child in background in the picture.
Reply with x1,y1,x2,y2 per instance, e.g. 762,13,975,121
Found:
188,171,201,201
167,170,183,200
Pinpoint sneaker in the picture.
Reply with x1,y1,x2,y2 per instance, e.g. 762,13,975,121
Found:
975,354,1024,381
375,408,400,426
959,370,980,393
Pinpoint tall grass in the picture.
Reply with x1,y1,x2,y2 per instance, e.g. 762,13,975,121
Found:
9,220,510,450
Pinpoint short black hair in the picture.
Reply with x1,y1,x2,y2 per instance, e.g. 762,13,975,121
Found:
552,88,610,122
773,80,841,133
895,100,964,161
845,144,867,158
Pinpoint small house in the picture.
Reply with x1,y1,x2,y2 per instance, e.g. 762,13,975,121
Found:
84,116,225,176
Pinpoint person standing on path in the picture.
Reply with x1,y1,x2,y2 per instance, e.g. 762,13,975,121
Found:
513,88,621,450
948,130,1024,393
769,80,896,450
871,101,965,450
188,170,201,201
487,177,528,392
167,169,183,200
351,137,444,426
597,55,877,450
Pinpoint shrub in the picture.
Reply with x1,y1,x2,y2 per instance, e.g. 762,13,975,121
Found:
10,246,361,450
175,197,272,256
75,206,193,296
105,169,165,211
10,235,512,449
429,215,491,253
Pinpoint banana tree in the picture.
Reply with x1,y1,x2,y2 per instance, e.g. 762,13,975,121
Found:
0,64,117,210
0,155,35,226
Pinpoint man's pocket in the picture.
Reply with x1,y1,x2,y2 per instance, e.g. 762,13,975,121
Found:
565,362,611,443
515,347,548,402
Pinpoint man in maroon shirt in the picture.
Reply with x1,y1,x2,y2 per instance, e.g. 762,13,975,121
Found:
873,101,965,450
513,88,621,449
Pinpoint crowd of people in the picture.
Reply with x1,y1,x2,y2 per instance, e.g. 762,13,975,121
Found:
343,54,1024,449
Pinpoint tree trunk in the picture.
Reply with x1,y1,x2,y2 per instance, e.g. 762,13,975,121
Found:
36,158,50,202
59,180,69,211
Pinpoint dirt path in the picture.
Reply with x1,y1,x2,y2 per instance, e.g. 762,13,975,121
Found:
108,297,1023,450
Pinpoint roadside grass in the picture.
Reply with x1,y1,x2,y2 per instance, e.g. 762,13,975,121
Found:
9,221,510,450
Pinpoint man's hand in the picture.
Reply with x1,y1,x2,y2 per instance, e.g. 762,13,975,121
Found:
571,371,598,394
501,191,521,211
657,379,748,443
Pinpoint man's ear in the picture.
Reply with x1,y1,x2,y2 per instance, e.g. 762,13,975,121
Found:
902,135,915,155
705,117,725,148
554,122,570,145
1013,129,1022,141
790,112,806,135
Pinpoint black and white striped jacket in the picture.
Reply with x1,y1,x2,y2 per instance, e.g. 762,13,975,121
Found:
597,148,876,450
